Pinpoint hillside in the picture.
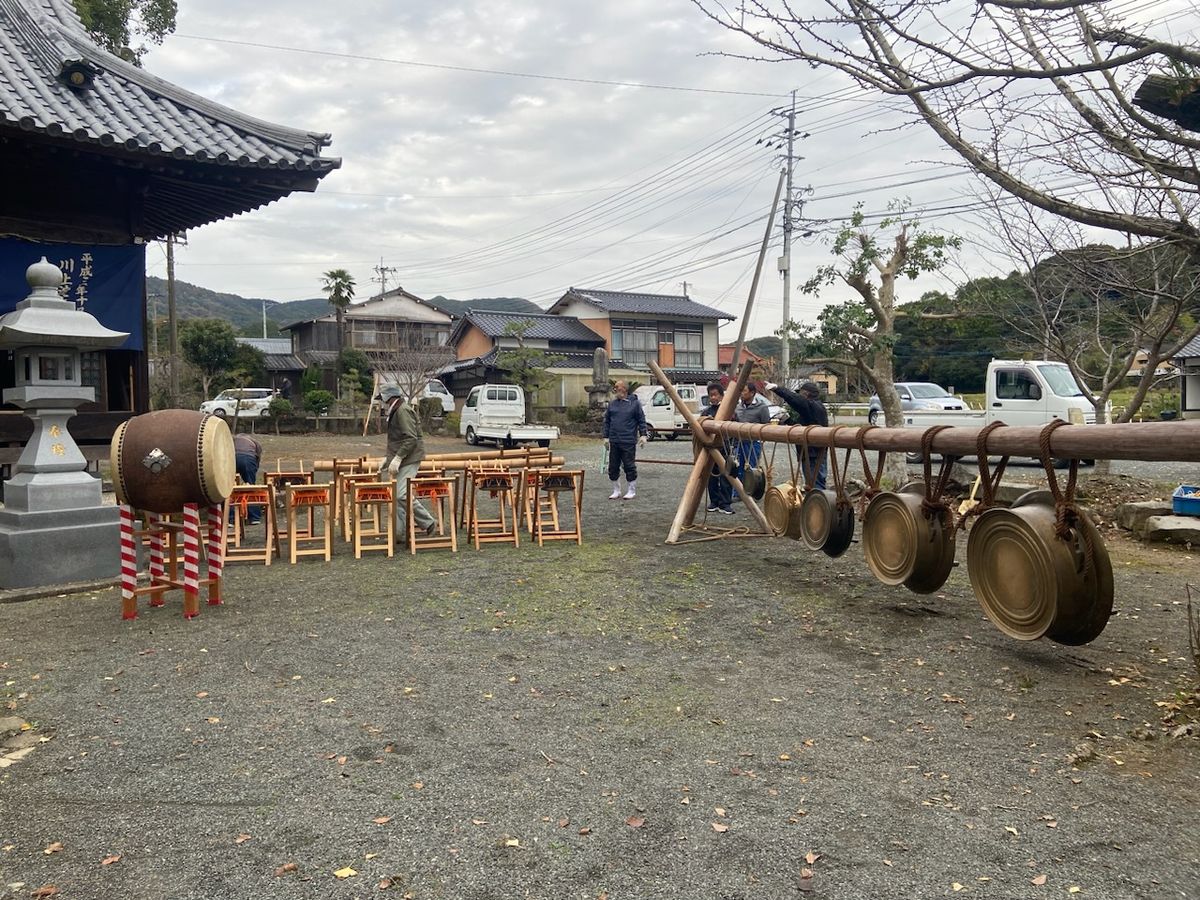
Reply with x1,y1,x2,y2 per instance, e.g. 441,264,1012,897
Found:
426,295,543,317
148,277,542,335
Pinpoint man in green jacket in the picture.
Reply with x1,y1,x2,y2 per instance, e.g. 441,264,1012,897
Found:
382,393,437,539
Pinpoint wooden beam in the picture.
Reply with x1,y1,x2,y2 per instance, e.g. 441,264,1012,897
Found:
698,419,1200,462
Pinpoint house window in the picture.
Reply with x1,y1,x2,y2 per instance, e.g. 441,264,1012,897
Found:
611,319,658,367
674,322,703,369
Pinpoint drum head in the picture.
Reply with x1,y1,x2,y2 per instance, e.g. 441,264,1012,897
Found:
862,492,923,586
200,415,236,503
967,505,1058,640
800,489,835,551
110,420,130,507
764,486,794,536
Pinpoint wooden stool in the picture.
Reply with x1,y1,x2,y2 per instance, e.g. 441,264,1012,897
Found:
407,476,457,554
224,485,278,564
328,458,361,536
466,469,519,550
519,466,560,534
285,484,333,563
531,469,585,546
338,472,378,542
265,470,314,546
352,481,395,558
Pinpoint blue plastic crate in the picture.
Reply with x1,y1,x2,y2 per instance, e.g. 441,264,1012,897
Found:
1173,485,1200,517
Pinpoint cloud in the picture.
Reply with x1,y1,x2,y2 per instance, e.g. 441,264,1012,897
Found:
144,0,979,338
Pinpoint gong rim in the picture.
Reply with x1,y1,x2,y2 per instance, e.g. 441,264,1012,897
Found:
822,499,856,558
862,492,923,585
902,507,957,594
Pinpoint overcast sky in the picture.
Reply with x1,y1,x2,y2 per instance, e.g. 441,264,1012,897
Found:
140,0,1192,341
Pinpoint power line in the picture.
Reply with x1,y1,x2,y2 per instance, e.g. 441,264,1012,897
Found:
172,33,790,98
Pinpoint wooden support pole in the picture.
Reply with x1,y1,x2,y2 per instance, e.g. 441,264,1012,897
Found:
667,360,757,543
651,361,772,537
697,419,1200,462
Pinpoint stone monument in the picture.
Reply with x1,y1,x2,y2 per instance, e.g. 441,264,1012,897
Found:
586,347,611,408
0,258,129,589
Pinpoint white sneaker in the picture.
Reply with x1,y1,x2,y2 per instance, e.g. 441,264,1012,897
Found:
623,482,637,500
609,484,622,500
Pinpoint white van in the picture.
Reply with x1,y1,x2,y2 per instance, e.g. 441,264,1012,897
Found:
634,384,703,441
378,378,454,414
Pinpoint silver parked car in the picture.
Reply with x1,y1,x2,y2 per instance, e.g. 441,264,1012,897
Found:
867,382,965,424
200,387,277,418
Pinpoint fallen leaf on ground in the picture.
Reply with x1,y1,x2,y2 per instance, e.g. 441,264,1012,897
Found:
365,853,377,860
805,851,820,864
30,886,59,898
711,822,729,833
379,878,392,890
206,717,220,724
503,838,520,848
274,862,298,877
235,834,251,844
578,827,591,835
195,691,208,698
952,883,964,892
373,816,393,825
714,807,727,817
100,854,121,866
43,842,63,855
1031,874,1047,886
1068,888,1081,894
625,816,645,828
1004,826,1019,837
333,866,357,878
471,819,488,826
411,781,424,790
557,818,569,828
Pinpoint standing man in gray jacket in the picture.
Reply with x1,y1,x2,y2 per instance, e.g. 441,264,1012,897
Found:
602,380,648,500
732,382,771,492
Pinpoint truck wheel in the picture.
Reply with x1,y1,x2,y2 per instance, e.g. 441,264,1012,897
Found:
537,439,550,448
868,409,880,425
646,428,657,442
905,450,923,464
666,432,678,441
465,427,478,446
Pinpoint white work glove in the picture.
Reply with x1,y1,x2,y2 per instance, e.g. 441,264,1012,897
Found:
603,438,610,449
637,435,648,449
763,381,778,392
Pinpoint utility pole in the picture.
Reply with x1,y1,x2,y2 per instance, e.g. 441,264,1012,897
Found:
262,299,267,339
373,258,398,298
780,90,796,385
167,233,179,408
680,281,690,298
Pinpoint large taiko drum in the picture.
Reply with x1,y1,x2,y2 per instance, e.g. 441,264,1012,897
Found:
110,410,235,513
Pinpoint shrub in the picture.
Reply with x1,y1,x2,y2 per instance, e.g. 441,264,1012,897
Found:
566,403,591,424
445,411,460,434
304,389,335,416
268,397,294,418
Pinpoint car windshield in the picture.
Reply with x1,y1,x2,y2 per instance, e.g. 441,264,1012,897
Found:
906,384,950,399
1037,364,1085,397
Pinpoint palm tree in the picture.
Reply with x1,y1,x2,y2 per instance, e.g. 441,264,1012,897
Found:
321,269,356,351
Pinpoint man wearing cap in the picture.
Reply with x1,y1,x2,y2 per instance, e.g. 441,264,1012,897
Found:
602,380,648,500
764,381,828,490
381,393,437,539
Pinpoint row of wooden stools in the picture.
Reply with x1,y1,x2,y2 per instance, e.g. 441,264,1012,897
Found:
223,461,584,563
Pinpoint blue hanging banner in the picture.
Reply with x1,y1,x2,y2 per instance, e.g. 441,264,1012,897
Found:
0,238,145,351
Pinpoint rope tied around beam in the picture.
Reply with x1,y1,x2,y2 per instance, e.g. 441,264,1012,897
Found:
956,421,1010,533
919,425,958,527
1038,419,1095,570
827,425,854,512
854,424,886,521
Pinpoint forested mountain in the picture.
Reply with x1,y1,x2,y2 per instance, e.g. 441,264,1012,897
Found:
146,277,542,336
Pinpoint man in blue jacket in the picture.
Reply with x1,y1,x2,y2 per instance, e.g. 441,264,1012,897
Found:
602,380,648,500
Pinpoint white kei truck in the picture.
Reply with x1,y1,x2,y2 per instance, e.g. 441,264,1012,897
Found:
897,359,1107,463
634,384,704,441
459,384,560,448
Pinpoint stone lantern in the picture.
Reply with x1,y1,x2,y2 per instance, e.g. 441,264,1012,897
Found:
0,258,129,589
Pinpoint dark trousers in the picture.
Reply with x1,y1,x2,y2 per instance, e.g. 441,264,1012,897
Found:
798,447,827,490
708,465,732,509
235,452,261,523
608,442,637,482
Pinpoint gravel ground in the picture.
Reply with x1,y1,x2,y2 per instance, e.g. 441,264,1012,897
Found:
0,433,1197,900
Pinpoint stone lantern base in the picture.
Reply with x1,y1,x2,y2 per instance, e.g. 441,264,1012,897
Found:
0,504,119,590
